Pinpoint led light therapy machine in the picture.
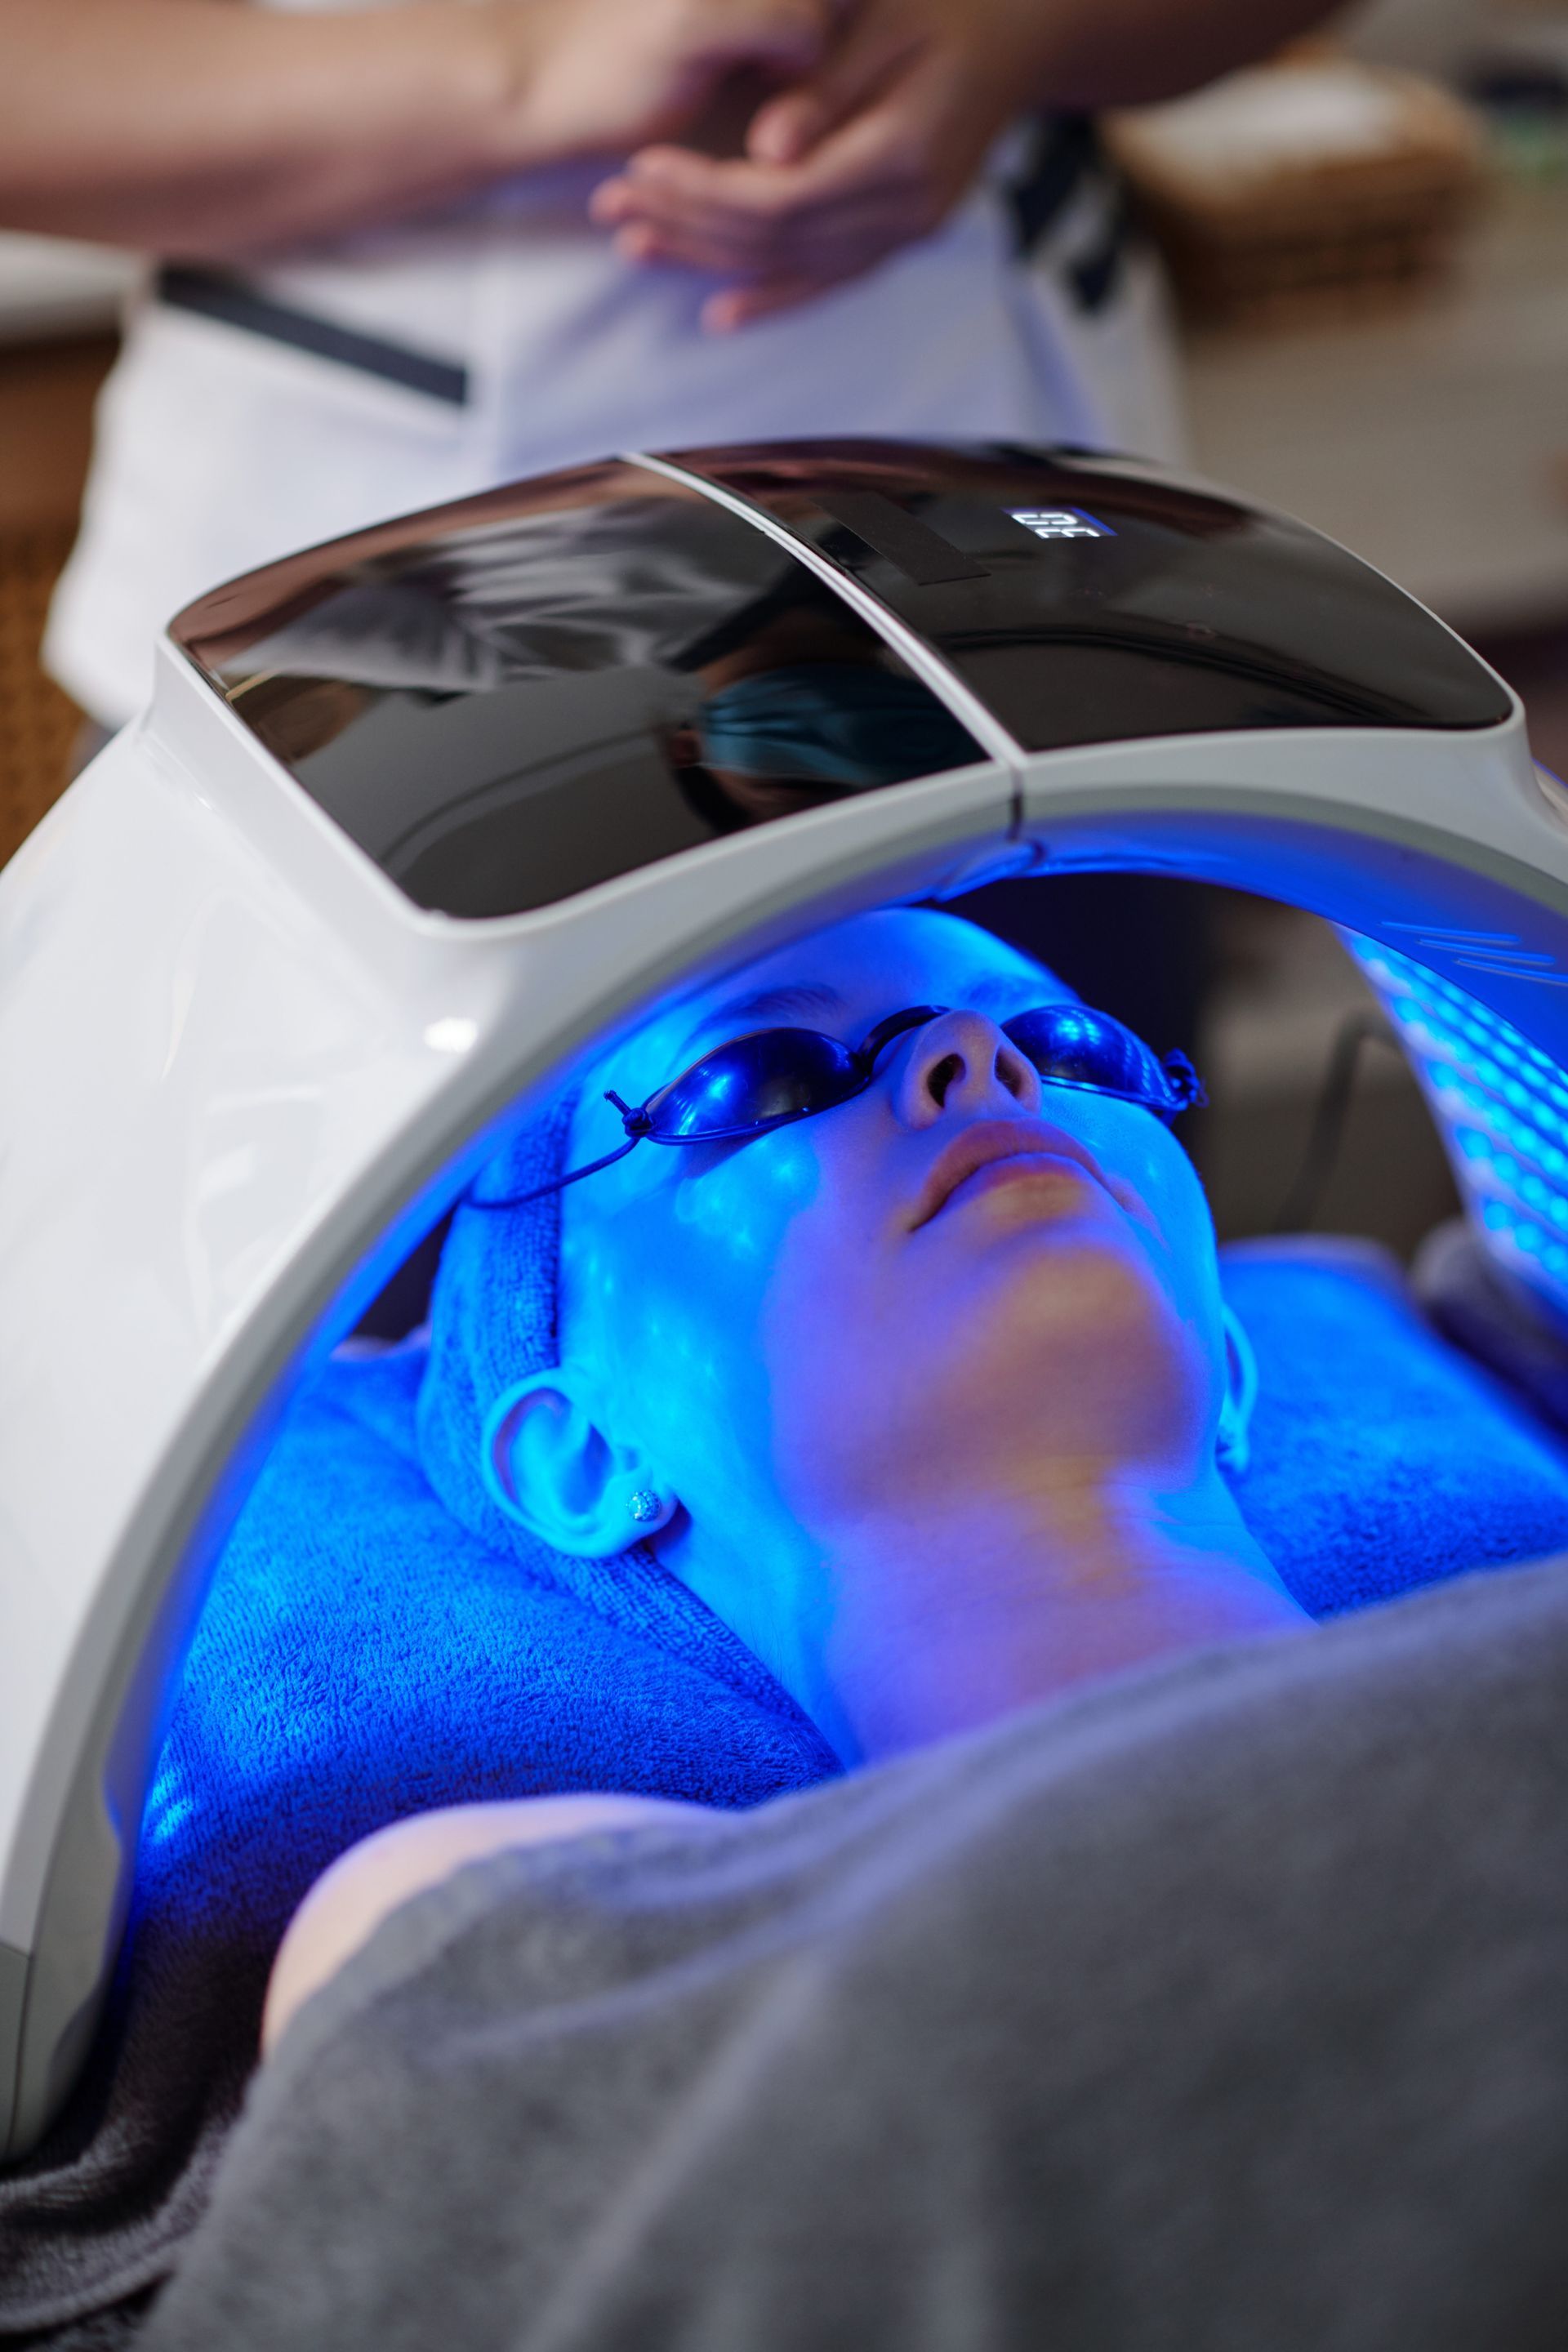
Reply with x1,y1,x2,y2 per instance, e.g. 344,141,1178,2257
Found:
1,438,1563,2160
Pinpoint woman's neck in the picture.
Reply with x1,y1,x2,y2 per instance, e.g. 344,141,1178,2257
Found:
672,1468,1308,1769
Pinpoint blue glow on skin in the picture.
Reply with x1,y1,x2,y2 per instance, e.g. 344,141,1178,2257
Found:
671,1120,818,1258
536,908,1290,1763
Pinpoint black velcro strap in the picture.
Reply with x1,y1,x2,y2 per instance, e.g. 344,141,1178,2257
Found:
154,265,470,406
1068,182,1135,317
1007,114,1100,259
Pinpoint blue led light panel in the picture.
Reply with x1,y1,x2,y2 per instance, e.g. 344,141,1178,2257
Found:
1344,931,1568,1307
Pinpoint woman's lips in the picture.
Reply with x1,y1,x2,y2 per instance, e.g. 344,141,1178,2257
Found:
909,1119,1107,1232
942,1152,1098,1219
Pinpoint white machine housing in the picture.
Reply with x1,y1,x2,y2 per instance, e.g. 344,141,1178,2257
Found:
2,438,1565,2160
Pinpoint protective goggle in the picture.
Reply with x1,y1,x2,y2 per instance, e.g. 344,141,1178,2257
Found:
472,1002,1205,1214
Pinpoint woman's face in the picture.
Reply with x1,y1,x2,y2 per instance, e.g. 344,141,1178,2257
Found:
558,909,1229,1548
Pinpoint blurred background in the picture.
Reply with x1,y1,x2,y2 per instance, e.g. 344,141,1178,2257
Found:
2,0,1566,1261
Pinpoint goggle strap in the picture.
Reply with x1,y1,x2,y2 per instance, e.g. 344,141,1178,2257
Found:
464,1130,642,1215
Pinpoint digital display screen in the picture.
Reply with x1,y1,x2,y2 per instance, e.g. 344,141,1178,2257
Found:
1007,506,1115,541
670,442,1515,751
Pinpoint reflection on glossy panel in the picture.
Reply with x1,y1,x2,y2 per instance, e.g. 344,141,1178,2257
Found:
668,440,1512,750
175,461,986,920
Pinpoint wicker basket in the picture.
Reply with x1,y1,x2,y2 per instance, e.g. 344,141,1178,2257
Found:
0,521,82,869
1107,59,1487,329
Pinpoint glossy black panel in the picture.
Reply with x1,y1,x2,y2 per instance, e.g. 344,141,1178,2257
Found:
185,464,985,919
670,442,1513,748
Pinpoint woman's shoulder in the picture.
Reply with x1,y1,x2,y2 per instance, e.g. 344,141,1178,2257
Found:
262,1793,710,2056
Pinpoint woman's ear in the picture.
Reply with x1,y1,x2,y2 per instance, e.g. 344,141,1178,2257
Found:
481,1370,677,1558
1215,1304,1258,1479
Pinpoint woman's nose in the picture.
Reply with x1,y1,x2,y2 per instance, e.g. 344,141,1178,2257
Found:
892,1010,1041,1126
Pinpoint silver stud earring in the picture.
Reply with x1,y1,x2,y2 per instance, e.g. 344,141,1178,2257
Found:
628,1490,663,1526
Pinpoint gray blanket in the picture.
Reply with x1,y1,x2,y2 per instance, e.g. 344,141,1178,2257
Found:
137,1556,1568,2352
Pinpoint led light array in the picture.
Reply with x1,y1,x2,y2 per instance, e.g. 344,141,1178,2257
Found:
1343,932,1568,1304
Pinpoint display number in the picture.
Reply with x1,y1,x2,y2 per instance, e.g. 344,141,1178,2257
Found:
1007,506,1115,541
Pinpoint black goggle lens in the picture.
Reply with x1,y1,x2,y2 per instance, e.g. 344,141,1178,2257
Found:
647,1027,864,1142
1000,1004,1197,1113
647,1002,1200,1144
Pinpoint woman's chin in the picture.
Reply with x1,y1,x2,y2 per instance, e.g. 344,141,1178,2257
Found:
952,1237,1198,1435
773,1257,1200,1522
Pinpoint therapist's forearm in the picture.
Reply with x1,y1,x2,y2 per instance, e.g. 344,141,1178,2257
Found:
0,0,597,253
0,0,540,250
1027,0,1348,110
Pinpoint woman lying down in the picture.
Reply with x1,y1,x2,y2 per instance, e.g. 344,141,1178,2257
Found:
141,909,1568,2352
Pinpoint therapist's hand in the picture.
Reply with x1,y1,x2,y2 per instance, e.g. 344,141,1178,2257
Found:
515,0,836,164
588,0,1034,330
587,0,1351,328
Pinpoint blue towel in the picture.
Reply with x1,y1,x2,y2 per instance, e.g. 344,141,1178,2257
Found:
1222,1237,1568,1613
9,1232,1568,2334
